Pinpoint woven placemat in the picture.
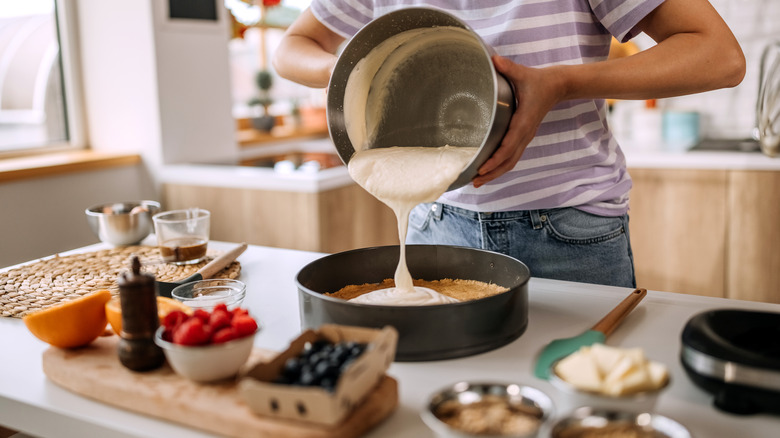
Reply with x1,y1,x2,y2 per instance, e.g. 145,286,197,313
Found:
0,246,241,318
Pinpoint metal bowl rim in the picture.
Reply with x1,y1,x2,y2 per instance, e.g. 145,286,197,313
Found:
326,6,505,165
85,200,161,216
551,407,692,438
294,244,530,309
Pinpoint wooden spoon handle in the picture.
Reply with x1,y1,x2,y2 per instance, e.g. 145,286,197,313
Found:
197,242,248,280
591,288,647,337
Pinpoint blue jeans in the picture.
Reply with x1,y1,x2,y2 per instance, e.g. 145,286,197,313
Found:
407,203,636,288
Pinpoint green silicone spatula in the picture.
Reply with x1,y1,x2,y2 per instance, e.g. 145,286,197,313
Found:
533,288,647,379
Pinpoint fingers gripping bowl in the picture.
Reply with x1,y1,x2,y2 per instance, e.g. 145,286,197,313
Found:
295,245,531,362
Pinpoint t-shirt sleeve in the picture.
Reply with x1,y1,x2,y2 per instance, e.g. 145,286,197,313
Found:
589,0,666,42
310,0,376,39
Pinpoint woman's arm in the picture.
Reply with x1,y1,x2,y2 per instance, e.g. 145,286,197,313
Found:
272,8,345,88
474,0,746,188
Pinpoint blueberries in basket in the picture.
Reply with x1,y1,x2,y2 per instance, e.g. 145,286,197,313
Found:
279,340,368,391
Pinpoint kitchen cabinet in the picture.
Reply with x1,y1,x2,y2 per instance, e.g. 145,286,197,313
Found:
727,171,780,302
628,167,780,303
162,181,399,254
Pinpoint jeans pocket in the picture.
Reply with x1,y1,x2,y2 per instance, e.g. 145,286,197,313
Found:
543,208,626,245
408,203,433,232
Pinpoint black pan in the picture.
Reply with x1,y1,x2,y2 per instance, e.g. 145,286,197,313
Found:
295,245,530,362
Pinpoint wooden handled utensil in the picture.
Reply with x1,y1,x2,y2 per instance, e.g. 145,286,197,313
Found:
533,288,647,379
156,243,248,298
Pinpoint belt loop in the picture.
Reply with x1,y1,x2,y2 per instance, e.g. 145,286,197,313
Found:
530,210,543,230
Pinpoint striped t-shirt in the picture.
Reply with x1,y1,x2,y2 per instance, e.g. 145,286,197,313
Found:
311,0,664,216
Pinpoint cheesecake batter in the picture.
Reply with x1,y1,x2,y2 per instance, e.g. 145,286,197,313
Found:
347,145,477,305
342,26,498,306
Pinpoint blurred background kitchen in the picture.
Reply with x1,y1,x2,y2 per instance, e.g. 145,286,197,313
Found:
0,0,778,303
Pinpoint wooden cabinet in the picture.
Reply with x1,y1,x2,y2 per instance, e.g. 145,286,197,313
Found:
162,182,399,254
629,168,780,303
727,171,780,302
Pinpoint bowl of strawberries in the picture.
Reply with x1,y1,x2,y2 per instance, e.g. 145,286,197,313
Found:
155,303,260,382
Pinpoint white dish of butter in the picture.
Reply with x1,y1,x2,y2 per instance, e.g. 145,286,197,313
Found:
550,344,670,414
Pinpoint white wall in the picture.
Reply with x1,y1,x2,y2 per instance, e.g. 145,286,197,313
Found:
0,165,156,267
628,0,780,140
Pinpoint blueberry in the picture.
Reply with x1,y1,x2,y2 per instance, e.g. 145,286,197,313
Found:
320,376,337,392
299,370,319,386
282,357,303,378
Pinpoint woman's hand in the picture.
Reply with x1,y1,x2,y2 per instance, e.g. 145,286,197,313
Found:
473,56,563,188
473,0,745,188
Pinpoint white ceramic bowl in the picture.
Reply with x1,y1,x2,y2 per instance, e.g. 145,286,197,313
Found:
421,381,554,438
551,407,692,438
154,326,257,382
171,279,246,311
548,362,670,415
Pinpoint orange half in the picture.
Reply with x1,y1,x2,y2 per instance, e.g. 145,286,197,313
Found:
105,295,193,336
23,290,112,349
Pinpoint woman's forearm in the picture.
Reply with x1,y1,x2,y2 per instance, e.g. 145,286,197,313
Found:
554,0,745,102
273,35,338,88
272,8,344,89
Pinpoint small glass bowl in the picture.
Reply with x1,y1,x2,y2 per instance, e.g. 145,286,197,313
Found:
548,361,670,415
421,381,554,438
171,279,246,311
154,326,257,383
551,407,692,438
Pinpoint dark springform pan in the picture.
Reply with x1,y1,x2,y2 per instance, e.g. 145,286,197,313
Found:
296,245,530,362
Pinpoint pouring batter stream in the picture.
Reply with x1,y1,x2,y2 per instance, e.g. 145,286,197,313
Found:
346,145,478,305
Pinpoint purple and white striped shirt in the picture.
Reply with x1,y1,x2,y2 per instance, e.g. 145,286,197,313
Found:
311,0,665,216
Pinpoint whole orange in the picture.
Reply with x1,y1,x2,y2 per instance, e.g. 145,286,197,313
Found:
105,295,192,335
23,290,112,349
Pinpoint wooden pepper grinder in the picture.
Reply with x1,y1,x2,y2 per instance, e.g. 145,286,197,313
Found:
117,255,165,371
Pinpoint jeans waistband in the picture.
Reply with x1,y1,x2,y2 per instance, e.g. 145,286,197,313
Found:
433,202,548,224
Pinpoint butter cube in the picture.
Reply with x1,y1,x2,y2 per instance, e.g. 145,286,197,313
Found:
589,343,625,378
555,351,602,393
604,355,637,385
648,360,669,387
604,364,654,396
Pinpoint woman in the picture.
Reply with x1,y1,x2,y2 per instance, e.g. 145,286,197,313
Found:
273,0,745,287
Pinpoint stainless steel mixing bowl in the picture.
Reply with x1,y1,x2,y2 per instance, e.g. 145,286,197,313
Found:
327,7,515,191
85,200,161,246
296,245,530,362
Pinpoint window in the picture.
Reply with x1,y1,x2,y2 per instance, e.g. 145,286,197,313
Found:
0,0,83,157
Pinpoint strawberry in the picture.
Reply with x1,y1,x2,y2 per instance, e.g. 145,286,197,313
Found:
231,315,258,337
232,307,249,318
172,317,211,346
192,309,210,322
208,309,232,331
213,303,229,314
211,327,237,344
162,310,188,330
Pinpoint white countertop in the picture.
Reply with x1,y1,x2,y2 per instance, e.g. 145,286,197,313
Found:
2,241,780,437
623,147,780,170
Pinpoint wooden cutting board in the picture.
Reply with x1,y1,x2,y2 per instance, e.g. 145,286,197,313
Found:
41,336,398,438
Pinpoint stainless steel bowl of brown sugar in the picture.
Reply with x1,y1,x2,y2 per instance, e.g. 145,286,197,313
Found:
421,381,555,438
295,244,530,362
551,407,692,438
327,7,515,191
85,200,161,246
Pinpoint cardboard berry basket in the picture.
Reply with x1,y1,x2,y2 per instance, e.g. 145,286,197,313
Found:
238,324,398,426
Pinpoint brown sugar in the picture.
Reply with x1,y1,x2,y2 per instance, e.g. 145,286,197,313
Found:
326,278,508,302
